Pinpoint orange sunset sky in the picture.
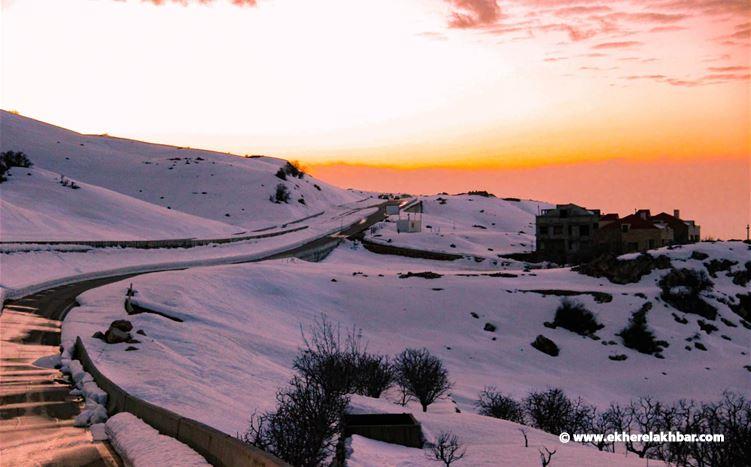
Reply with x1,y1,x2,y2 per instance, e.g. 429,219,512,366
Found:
1,0,749,238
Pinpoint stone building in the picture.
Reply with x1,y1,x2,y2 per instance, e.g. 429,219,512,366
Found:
535,204,601,263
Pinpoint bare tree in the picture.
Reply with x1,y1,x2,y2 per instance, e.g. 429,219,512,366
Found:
539,447,556,466
240,376,349,467
426,431,466,466
476,387,525,423
518,428,529,448
394,348,452,412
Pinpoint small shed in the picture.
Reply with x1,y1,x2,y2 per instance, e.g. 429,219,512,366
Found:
343,413,423,448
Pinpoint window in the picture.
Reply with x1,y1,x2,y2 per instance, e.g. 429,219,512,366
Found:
580,225,590,237
538,225,549,235
621,224,630,233
560,209,569,218
648,239,656,249
553,225,563,235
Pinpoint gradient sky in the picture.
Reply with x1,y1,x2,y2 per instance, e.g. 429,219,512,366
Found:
1,0,749,238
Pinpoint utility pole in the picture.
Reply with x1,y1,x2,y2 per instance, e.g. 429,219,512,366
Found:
746,224,750,241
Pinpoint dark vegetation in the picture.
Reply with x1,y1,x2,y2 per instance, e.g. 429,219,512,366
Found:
398,271,443,279
0,150,33,183
243,317,453,464
425,431,466,467
547,299,604,337
271,183,290,203
576,253,671,284
476,387,751,466
617,302,668,356
659,268,717,319
394,348,452,412
476,387,525,423
275,161,305,180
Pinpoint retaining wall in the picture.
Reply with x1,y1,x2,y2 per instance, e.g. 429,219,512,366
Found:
74,337,289,467
0,226,308,250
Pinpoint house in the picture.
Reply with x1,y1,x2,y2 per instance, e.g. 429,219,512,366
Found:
650,210,700,243
535,204,601,263
595,210,667,254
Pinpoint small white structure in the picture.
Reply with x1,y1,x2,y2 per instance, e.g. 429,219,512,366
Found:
397,212,422,233
386,204,400,216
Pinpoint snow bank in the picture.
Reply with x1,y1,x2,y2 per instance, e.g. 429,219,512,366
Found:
105,413,210,467
59,342,109,427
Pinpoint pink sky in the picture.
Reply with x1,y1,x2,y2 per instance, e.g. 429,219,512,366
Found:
2,0,749,238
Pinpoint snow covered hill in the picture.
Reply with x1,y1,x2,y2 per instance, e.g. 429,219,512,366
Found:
0,167,243,241
62,240,749,466
366,194,551,258
0,110,367,240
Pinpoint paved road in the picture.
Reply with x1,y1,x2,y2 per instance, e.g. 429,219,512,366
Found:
0,202,387,466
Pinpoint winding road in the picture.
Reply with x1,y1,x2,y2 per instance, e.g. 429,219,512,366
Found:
0,202,389,466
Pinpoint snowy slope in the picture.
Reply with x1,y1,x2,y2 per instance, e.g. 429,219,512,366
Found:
62,240,748,466
0,167,242,241
366,194,551,258
0,110,366,238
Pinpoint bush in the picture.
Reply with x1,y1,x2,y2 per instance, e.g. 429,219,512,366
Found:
476,387,525,423
272,183,290,203
524,388,593,435
550,299,603,336
275,161,305,180
618,302,666,355
0,150,33,183
425,431,466,466
659,268,716,319
2,150,33,168
352,353,394,398
241,376,348,467
294,316,362,396
394,348,452,412
294,316,394,398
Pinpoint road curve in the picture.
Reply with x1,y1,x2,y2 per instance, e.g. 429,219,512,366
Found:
0,203,387,466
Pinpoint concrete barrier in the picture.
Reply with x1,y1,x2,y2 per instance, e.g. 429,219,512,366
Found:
74,337,289,467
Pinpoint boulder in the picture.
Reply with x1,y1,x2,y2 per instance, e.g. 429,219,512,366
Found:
110,320,133,332
104,327,131,344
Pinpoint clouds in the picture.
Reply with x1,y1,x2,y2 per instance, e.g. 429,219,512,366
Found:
115,0,257,5
445,0,502,29
592,41,641,49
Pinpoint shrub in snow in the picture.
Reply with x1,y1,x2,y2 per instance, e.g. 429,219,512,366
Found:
1,150,33,168
0,150,33,182
476,387,525,423
294,316,361,396
294,316,393,398
241,375,348,467
530,335,559,357
729,292,750,321
394,348,452,412
352,353,394,398
617,302,667,356
550,298,603,337
659,268,716,319
729,262,751,287
523,388,593,436
271,183,290,203
275,161,305,180
425,431,466,467
704,258,737,278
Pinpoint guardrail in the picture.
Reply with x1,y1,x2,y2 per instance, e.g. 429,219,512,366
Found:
0,226,308,250
74,337,289,467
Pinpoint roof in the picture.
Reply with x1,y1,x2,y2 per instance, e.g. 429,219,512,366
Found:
600,213,660,231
